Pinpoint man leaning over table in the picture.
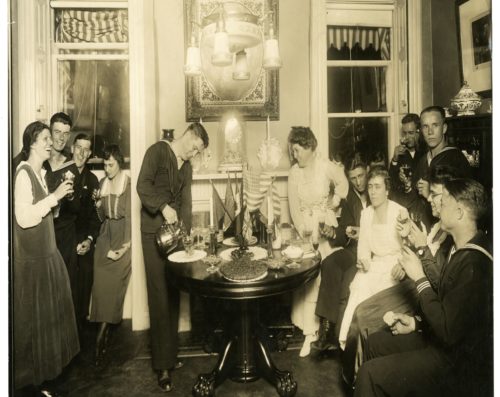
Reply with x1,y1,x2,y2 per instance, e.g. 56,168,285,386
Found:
137,122,209,393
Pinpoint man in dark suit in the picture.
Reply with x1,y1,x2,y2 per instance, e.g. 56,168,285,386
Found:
72,133,101,333
312,153,369,352
389,113,424,193
354,178,492,397
43,112,83,307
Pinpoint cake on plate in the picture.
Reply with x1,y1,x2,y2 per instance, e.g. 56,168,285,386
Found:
219,256,268,283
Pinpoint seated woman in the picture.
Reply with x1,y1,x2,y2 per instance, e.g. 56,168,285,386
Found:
90,144,131,365
287,126,349,357
338,167,407,349
341,164,460,387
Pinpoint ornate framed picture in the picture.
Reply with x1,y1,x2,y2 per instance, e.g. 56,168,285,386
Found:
184,0,280,121
456,0,492,97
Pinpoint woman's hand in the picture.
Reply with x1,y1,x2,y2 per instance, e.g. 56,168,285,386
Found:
346,226,360,240
320,225,335,239
107,244,130,261
391,263,406,281
396,210,411,238
408,220,427,249
53,180,74,201
161,205,178,224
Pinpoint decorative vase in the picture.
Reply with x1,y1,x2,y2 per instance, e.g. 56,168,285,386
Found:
450,82,482,116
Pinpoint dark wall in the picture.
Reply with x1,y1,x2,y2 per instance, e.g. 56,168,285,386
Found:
431,0,462,107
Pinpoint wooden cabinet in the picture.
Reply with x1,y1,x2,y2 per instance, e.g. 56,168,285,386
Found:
445,114,492,191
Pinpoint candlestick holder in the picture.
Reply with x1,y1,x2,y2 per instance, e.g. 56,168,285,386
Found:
208,225,218,257
266,224,274,259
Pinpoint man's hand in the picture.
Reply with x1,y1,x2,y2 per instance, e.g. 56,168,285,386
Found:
417,179,430,198
346,226,360,240
392,145,407,163
389,313,416,335
399,245,426,281
408,221,428,249
161,205,178,224
391,263,406,281
77,238,92,255
320,224,335,239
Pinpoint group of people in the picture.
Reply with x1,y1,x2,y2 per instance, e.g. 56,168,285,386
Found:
13,114,133,396
12,104,492,397
286,105,492,396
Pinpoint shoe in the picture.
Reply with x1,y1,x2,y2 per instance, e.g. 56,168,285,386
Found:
299,333,318,357
311,318,339,352
173,360,184,370
95,322,110,366
157,369,173,392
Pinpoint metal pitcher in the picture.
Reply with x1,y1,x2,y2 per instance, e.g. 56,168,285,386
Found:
156,221,182,254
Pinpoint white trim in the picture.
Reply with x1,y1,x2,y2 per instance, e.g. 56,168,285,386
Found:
327,60,391,67
54,42,129,50
407,0,423,112
50,1,128,9
127,0,149,331
327,3,394,11
327,112,392,118
309,0,328,156
54,54,129,60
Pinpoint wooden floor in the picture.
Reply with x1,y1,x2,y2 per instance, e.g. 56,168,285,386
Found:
15,320,351,397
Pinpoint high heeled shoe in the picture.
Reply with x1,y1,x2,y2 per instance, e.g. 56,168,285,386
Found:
95,322,110,365
157,369,173,392
299,333,318,357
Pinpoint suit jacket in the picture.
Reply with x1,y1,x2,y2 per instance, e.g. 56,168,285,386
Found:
332,186,367,252
75,166,101,243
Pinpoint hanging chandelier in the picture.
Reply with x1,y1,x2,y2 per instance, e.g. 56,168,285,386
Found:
184,1,281,80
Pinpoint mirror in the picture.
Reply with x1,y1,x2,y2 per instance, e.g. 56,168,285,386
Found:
184,0,280,121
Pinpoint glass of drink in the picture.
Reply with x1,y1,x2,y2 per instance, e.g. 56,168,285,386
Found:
401,164,412,179
183,234,194,256
61,170,76,200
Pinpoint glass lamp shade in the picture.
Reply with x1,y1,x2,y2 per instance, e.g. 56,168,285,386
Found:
263,38,282,70
184,45,202,76
211,30,232,66
232,50,250,80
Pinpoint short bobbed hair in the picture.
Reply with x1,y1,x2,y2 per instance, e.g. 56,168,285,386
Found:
103,144,125,169
22,121,51,156
367,166,391,191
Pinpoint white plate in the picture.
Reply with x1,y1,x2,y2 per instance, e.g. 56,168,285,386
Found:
168,249,207,263
219,246,268,261
222,236,258,247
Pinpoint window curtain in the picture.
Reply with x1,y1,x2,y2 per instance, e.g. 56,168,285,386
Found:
56,9,129,43
327,27,389,112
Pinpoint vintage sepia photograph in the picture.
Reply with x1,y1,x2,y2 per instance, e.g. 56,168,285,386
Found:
6,0,494,396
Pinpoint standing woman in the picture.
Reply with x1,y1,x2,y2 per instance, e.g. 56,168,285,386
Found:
13,121,79,394
287,126,349,357
90,144,131,364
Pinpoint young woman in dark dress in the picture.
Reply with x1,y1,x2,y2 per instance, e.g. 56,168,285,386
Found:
13,121,80,395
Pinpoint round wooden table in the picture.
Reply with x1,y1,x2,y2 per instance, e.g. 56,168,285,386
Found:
166,250,320,397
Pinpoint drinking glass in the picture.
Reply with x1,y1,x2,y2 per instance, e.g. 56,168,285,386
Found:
183,234,194,256
192,227,204,249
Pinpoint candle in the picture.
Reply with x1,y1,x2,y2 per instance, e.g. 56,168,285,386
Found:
209,195,214,227
268,193,274,226
266,115,270,141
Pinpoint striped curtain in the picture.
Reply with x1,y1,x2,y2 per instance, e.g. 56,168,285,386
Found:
56,9,129,43
327,26,390,60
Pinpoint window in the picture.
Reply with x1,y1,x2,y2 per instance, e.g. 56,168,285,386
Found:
325,3,406,166
51,4,130,163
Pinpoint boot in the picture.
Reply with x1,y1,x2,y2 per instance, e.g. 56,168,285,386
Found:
311,317,338,352
95,322,110,365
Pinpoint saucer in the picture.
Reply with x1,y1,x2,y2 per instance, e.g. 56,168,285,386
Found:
168,249,207,263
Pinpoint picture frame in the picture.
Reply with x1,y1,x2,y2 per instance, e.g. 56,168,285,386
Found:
184,0,280,122
456,0,492,97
